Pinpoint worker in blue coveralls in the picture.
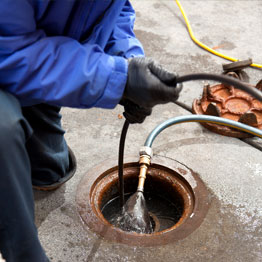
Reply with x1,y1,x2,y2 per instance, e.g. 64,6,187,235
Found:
0,1,182,261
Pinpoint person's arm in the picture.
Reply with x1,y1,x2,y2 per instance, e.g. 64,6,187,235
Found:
105,0,144,59
0,0,127,108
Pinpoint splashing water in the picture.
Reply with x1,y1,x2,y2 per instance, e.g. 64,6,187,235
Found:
101,191,183,233
115,191,153,234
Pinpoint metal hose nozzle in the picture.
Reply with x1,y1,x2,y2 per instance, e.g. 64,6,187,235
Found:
137,154,151,192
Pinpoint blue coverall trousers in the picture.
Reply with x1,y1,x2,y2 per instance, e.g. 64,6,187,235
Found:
0,89,69,262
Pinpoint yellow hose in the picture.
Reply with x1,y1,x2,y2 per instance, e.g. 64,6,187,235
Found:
175,0,262,69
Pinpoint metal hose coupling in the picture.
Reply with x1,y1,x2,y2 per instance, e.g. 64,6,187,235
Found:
137,146,153,192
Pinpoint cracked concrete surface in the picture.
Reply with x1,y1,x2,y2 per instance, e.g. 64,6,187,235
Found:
35,1,262,261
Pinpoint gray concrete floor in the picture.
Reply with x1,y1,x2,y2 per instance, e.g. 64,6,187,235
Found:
35,1,262,261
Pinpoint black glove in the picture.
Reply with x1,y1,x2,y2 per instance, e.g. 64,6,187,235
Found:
123,57,182,109
120,99,152,124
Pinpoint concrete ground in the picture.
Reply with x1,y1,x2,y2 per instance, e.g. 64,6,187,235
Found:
34,1,262,261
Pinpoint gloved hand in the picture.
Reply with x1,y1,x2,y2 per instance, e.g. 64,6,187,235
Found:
120,99,152,124
123,57,182,109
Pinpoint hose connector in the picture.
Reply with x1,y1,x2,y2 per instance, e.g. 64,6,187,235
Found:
137,146,153,192
139,146,153,158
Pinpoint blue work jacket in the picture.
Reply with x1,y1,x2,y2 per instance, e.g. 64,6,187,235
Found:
0,0,144,108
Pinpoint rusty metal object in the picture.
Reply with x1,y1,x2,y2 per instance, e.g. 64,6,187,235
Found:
222,59,253,72
192,75,262,138
76,156,210,247
222,60,251,82
256,79,262,91
149,212,160,232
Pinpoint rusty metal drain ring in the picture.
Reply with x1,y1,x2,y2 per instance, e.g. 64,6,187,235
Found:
148,212,160,232
76,155,210,246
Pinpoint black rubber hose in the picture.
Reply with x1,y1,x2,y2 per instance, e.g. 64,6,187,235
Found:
177,73,262,101
118,120,130,207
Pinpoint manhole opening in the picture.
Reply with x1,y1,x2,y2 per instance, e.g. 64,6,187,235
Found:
92,164,195,235
77,156,210,246
100,172,186,233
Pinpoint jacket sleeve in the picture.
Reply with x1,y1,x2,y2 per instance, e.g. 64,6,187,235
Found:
104,0,145,59
0,0,127,109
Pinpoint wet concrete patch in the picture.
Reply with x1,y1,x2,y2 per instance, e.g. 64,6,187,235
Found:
153,3,160,9
199,36,214,47
212,40,237,51
82,193,262,262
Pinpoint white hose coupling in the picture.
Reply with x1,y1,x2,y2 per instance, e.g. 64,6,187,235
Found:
139,146,153,159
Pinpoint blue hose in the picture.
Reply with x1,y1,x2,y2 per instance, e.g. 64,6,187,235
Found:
144,115,262,148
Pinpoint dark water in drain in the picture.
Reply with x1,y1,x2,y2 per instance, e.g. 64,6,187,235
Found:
101,192,183,232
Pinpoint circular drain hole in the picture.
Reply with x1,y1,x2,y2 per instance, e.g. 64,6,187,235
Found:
101,174,187,233
76,156,210,246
